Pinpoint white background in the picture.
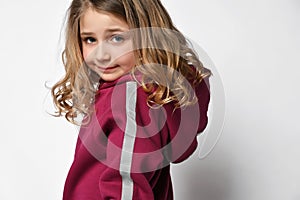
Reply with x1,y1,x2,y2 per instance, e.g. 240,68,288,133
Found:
0,0,299,199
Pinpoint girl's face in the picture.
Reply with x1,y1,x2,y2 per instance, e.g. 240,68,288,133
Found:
80,8,135,82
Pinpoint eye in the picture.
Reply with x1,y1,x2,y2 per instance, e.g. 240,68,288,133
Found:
110,35,125,43
82,37,97,44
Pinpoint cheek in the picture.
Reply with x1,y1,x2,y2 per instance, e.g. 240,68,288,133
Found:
82,44,95,62
82,46,89,61
118,52,136,69
82,46,95,71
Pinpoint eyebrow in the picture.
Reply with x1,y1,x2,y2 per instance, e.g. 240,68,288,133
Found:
80,28,127,36
80,32,94,36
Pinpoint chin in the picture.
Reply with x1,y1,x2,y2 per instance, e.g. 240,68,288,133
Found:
100,74,120,82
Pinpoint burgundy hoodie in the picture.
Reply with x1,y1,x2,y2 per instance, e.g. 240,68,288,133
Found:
63,73,210,200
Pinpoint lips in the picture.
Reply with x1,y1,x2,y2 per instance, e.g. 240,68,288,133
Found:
97,65,118,71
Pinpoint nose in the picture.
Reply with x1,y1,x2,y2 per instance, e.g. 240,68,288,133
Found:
92,42,111,66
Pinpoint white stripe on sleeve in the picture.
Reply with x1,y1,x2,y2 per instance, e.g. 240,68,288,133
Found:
120,82,137,200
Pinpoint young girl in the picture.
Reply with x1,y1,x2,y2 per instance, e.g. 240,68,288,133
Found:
51,0,211,199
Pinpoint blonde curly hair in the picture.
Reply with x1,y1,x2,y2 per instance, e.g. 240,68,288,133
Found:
51,0,211,124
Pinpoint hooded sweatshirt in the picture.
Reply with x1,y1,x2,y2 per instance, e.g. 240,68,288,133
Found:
63,72,210,200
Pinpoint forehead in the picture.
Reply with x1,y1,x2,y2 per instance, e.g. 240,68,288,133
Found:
80,8,129,32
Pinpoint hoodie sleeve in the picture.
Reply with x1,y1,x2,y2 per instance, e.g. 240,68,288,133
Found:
96,81,158,200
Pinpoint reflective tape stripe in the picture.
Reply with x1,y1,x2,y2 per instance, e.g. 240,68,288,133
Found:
120,82,137,200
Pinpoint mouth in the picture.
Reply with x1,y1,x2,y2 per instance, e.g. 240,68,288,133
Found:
97,65,118,71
